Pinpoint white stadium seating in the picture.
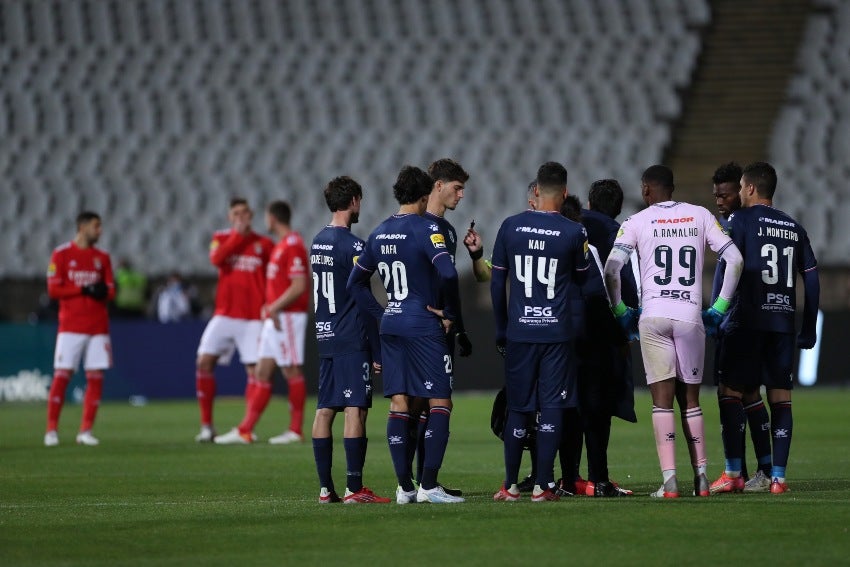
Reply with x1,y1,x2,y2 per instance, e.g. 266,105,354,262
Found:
0,0,709,276
769,1,850,264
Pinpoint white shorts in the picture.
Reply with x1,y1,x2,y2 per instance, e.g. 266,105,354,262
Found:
54,332,112,371
257,312,307,367
638,317,705,385
197,315,263,365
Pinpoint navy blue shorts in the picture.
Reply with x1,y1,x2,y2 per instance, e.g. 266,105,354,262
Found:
381,334,452,399
716,328,794,391
504,341,577,412
317,351,373,409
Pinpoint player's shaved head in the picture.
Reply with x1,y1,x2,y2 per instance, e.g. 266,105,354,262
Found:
76,211,101,229
324,176,363,212
536,162,568,197
393,165,433,205
741,161,777,199
266,200,292,225
641,165,674,190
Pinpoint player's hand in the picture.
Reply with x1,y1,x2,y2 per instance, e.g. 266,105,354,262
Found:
496,337,506,358
796,332,816,350
456,331,472,357
701,307,724,338
464,228,484,260
268,306,282,330
426,305,454,334
372,362,382,374
231,217,250,235
81,281,108,300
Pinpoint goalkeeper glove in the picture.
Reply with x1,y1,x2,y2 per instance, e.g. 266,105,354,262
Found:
611,301,640,341
81,281,109,300
701,297,730,338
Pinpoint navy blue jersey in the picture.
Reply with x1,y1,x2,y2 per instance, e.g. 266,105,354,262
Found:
311,226,370,357
726,205,817,333
491,210,590,342
582,208,639,308
423,212,458,261
354,213,456,338
423,212,466,333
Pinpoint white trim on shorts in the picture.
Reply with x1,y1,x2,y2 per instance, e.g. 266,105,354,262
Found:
257,312,307,367
197,315,263,365
54,332,112,371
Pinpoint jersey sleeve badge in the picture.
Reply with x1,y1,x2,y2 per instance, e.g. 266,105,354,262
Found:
430,233,446,248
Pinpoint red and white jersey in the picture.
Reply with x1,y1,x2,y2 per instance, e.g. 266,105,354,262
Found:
209,229,274,320
47,241,115,335
267,231,309,312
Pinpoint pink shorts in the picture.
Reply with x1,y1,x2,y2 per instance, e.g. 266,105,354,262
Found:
638,317,705,385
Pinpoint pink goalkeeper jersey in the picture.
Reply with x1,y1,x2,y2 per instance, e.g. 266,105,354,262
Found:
613,201,733,325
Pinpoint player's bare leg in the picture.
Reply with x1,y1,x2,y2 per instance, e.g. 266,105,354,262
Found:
649,379,678,497
194,353,219,442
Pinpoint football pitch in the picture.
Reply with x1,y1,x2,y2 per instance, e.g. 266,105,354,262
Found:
2,389,849,566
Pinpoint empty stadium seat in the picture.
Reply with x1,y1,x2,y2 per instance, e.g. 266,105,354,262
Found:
0,0,709,276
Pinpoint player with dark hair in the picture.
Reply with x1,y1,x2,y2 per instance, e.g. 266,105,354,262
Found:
214,200,310,445
708,162,773,492
347,165,464,504
555,183,638,497
491,161,590,502
301,176,390,503
604,165,743,498
194,198,273,442
404,159,471,496
45,211,115,446
711,161,819,495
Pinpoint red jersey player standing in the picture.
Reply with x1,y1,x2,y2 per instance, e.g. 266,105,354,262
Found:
215,200,310,445
195,198,274,442
45,211,115,447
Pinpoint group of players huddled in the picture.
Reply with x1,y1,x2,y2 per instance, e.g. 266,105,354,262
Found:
43,157,818,503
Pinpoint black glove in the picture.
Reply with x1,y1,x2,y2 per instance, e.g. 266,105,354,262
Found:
496,338,506,358
456,331,472,357
81,281,108,300
797,332,816,350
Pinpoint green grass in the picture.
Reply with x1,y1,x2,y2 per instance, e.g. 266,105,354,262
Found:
2,390,850,566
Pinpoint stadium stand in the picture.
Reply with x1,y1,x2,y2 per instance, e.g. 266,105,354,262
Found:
0,0,709,277
769,0,850,264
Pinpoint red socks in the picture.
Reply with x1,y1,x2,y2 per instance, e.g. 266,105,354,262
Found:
245,372,258,408
46,369,72,432
239,381,272,434
80,371,104,432
196,370,216,426
287,374,306,436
